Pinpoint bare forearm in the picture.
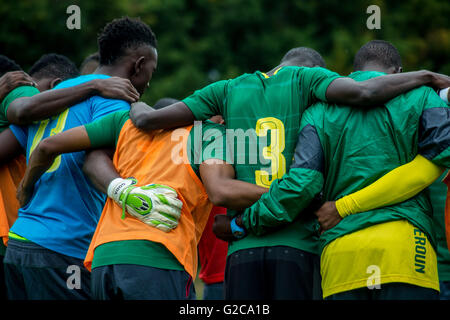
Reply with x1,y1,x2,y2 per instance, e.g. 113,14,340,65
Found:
130,101,195,131
211,179,268,210
327,70,447,107
360,70,433,105
21,148,55,191
83,149,120,194
7,80,100,124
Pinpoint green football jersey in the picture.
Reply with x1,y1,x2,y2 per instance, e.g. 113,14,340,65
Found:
182,66,341,255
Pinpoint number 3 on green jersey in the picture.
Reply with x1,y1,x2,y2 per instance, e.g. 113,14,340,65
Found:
255,117,286,188
29,109,69,172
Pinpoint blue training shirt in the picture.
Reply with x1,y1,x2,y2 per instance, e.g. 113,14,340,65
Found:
9,74,130,259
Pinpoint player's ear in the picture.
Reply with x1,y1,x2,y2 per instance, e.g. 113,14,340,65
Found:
133,56,146,77
50,78,62,89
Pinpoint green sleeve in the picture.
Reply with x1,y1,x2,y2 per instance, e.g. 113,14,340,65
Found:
188,120,227,175
299,67,342,106
182,80,228,120
241,111,324,235
0,85,40,119
84,110,129,148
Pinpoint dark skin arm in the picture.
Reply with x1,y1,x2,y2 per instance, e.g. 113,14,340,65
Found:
130,101,195,131
0,71,37,101
130,70,450,132
0,128,24,165
199,159,268,210
200,159,268,242
17,126,92,206
7,77,139,125
314,201,341,234
326,70,450,106
82,149,119,194
82,157,268,210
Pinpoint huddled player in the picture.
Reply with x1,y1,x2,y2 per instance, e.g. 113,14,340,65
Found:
1,13,450,302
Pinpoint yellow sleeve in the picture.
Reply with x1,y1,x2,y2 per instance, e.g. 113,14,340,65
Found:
336,154,445,218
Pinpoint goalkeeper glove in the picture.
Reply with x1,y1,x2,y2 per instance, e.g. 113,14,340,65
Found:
107,178,183,232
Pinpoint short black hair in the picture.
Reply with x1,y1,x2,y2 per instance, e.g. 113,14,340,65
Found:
29,53,79,81
0,55,22,77
153,98,179,110
80,52,100,70
98,17,157,66
281,47,326,68
353,40,402,71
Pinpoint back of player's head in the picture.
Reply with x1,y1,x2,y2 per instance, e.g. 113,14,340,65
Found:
0,55,22,77
280,47,326,68
29,53,79,81
80,52,100,75
97,17,157,66
353,40,402,72
153,97,179,110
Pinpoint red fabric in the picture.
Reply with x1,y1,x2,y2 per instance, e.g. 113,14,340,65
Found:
198,206,228,284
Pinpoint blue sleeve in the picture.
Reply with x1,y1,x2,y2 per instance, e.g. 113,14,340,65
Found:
9,124,28,149
90,96,130,122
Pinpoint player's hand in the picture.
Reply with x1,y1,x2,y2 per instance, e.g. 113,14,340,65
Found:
212,214,236,242
315,201,342,234
0,71,37,100
16,179,34,207
426,71,450,90
94,77,140,103
108,178,183,232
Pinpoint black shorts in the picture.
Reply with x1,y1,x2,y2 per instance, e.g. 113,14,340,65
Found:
224,246,321,300
91,264,196,300
4,238,92,300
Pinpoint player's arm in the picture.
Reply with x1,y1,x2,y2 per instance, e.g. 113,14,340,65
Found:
82,149,118,194
0,128,24,165
7,77,139,125
0,71,37,101
199,159,268,210
130,101,195,131
326,70,450,107
131,80,227,131
17,126,92,205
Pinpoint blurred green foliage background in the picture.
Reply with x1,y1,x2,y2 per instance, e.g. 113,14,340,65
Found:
0,0,449,105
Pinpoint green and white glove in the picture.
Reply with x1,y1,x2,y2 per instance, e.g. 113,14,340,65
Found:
107,178,183,232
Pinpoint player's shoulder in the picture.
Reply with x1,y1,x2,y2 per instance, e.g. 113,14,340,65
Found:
88,94,130,106
54,74,106,89
391,85,436,107
3,85,40,103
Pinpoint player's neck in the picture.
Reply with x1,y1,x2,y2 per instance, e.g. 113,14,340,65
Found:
360,63,389,74
94,65,129,79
